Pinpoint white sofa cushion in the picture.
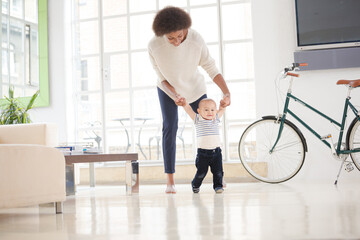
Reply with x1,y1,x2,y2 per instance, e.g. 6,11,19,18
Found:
0,123,58,147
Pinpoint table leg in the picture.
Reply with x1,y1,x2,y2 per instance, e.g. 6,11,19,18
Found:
125,161,139,195
66,164,75,196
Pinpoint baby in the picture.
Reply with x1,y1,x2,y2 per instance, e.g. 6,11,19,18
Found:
182,97,226,193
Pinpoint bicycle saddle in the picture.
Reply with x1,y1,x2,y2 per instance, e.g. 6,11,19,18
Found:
336,79,360,88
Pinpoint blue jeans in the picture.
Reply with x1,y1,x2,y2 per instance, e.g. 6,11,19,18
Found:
157,87,206,173
192,147,223,190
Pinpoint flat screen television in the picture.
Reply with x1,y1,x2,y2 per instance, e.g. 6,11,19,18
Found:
295,0,360,50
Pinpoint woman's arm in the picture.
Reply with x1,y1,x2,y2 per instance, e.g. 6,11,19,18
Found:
161,80,185,106
161,80,177,99
213,74,231,108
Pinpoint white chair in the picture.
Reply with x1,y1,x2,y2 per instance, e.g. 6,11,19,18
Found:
0,123,66,213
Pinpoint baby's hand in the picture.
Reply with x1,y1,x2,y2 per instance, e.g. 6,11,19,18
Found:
219,101,227,110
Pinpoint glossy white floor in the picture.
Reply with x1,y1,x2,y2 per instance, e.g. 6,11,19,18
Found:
1,182,360,240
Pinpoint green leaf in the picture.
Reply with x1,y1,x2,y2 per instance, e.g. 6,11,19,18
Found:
26,90,40,111
0,85,39,125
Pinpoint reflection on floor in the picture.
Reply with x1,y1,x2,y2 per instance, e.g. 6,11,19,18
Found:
0,182,360,239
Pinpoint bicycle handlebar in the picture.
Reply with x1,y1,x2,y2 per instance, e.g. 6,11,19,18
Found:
287,72,299,77
283,63,308,76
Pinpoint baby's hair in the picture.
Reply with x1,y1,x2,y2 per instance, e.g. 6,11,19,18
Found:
198,98,217,108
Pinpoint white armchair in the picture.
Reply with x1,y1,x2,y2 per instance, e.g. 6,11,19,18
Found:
0,123,66,213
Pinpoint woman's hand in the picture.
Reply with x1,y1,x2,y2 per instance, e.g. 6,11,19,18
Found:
220,93,231,109
175,95,186,106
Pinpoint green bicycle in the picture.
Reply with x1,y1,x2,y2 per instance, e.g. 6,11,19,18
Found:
238,63,360,184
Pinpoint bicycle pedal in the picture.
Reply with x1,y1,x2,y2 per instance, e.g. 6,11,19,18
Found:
345,162,354,172
321,134,332,140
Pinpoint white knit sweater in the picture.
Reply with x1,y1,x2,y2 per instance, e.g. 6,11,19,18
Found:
148,29,220,103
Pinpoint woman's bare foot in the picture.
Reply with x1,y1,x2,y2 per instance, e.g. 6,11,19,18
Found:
165,173,176,193
165,185,177,194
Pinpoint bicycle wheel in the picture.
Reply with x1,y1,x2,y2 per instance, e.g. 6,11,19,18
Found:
239,118,306,183
346,117,360,171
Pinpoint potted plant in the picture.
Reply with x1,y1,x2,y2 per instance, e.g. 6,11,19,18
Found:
0,86,40,125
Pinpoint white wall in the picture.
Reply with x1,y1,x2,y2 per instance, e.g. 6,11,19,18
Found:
252,0,360,183
32,0,70,143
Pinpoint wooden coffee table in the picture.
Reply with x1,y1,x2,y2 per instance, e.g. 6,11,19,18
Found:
65,153,139,195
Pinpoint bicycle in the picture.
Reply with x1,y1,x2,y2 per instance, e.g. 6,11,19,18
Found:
238,63,360,184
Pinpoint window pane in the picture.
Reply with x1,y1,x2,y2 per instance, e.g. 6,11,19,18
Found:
190,0,216,6
103,17,128,52
108,54,129,89
10,51,24,85
24,87,37,96
198,44,219,83
105,91,130,127
2,0,9,14
146,112,195,161
177,108,195,161
10,0,23,18
129,0,156,13
140,126,193,161
206,81,255,126
30,27,39,86
226,81,256,120
78,129,103,150
79,20,99,55
222,3,252,41
159,0,187,9
135,127,152,160
25,0,37,23
191,7,218,43
30,27,38,55
107,129,131,154
78,0,98,20
12,85,24,97
2,16,8,48
2,48,8,76
30,53,39,86
10,19,23,52
103,0,126,17
133,88,161,121
2,85,9,97
146,126,161,160
206,83,224,104
227,123,248,160
223,42,254,80
131,51,157,87
77,93,102,127
79,57,100,91
130,13,155,50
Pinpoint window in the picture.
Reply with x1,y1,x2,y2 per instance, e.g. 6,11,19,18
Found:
71,0,255,163
0,0,39,98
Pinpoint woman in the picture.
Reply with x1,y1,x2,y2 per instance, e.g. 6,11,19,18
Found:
148,6,231,193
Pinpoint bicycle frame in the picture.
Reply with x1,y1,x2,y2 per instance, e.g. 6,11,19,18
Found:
271,77,360,156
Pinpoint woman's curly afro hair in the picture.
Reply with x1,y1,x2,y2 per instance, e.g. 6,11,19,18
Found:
152,6,192,37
